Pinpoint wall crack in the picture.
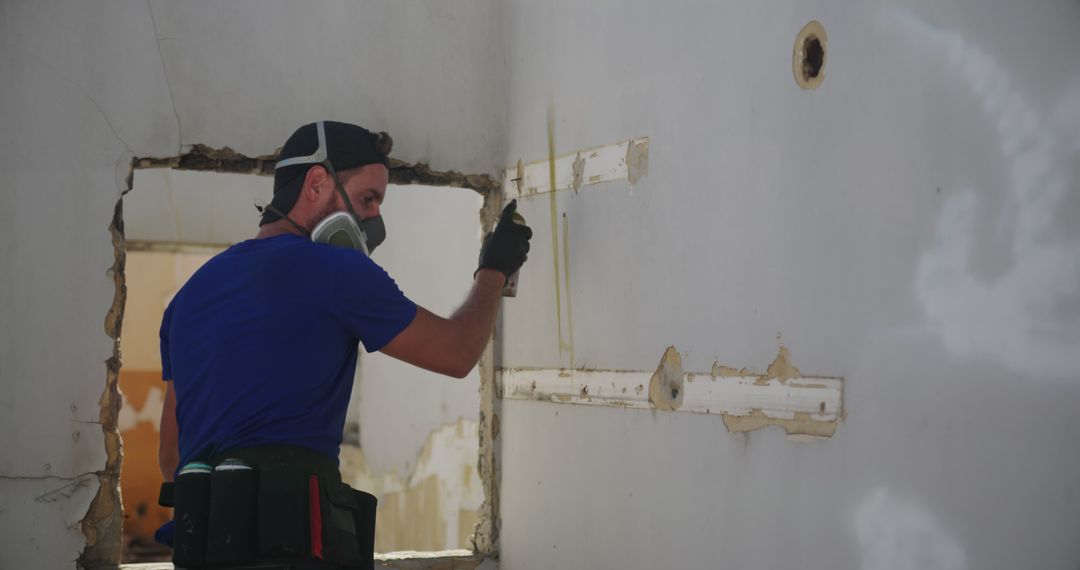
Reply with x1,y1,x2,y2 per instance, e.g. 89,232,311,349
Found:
5,43,132,154
146,0,183,154
0,472,97,482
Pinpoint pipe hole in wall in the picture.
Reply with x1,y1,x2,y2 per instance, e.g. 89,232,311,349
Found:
794,21,827,90
803,37,824,79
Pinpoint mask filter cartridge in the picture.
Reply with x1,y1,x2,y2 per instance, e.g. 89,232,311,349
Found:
311,212,370,255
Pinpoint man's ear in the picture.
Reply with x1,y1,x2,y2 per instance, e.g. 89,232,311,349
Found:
301,165,330,202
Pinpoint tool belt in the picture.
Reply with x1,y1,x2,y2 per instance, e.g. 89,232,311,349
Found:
159,446,376,570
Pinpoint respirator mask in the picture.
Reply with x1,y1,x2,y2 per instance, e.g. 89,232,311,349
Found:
273,121,386,254
310,211,385,256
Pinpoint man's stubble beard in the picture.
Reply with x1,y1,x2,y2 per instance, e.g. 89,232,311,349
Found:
308,199,339,231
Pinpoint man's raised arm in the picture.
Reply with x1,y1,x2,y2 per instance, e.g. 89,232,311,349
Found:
380,200,532,377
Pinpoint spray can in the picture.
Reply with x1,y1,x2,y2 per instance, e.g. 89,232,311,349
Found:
206,458,258,565
501,211,526,297
173,462,213,567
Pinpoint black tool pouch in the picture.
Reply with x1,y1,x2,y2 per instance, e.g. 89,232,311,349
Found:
313,477,377,569
351,487,378,568
255,465,309,559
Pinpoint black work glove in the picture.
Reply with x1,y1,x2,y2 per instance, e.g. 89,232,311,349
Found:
477,200,533,279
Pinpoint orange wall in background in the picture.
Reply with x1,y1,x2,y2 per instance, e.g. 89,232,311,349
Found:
118,369,170,539
119,250,214,547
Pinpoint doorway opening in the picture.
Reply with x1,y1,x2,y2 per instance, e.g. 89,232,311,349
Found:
116,163,495,562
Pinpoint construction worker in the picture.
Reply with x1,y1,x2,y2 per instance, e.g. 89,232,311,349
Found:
156,121,531,569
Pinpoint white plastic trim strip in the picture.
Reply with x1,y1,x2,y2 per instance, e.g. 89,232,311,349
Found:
499,368,843,421
503,137,648,198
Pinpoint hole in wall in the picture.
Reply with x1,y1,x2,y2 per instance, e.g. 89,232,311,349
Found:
116,164,491,561
794,20,828,90
803,37,824,79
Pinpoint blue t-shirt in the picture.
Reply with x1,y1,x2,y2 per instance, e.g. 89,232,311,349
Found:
159,234,417,469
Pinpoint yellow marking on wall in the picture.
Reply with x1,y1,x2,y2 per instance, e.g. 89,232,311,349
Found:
544,107,575,367
562,212,575,369
546,107,567,364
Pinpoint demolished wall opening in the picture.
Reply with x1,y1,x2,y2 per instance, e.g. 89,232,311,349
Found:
110,150,503,565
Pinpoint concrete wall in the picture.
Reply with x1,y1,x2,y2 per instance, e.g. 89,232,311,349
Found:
496,1,1080,569
0,1,504,568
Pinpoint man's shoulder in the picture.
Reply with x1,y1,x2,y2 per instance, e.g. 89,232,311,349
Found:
197,236,391,288
303,241,380,272
226,235,367,265
263,237,390,282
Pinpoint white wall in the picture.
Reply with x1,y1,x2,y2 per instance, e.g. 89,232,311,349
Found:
496,1,1080,569
0,1,504,567
4,0,1079,568
0,2,180,567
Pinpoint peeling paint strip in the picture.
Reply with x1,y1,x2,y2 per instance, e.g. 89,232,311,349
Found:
504,137,649,198
134,147,500,195
499,368,843,430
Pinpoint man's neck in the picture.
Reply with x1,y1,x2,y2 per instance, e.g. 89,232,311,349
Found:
256,220,305,240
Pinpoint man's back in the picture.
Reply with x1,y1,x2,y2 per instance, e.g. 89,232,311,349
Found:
161,233,416,470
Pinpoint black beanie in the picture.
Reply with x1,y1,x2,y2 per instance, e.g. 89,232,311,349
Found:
261,121,392,226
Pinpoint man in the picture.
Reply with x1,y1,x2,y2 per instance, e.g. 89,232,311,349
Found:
156,121,531,567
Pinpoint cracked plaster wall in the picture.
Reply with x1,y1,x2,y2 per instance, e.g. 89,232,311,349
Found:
496,1,1080,569
0,1,506,568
